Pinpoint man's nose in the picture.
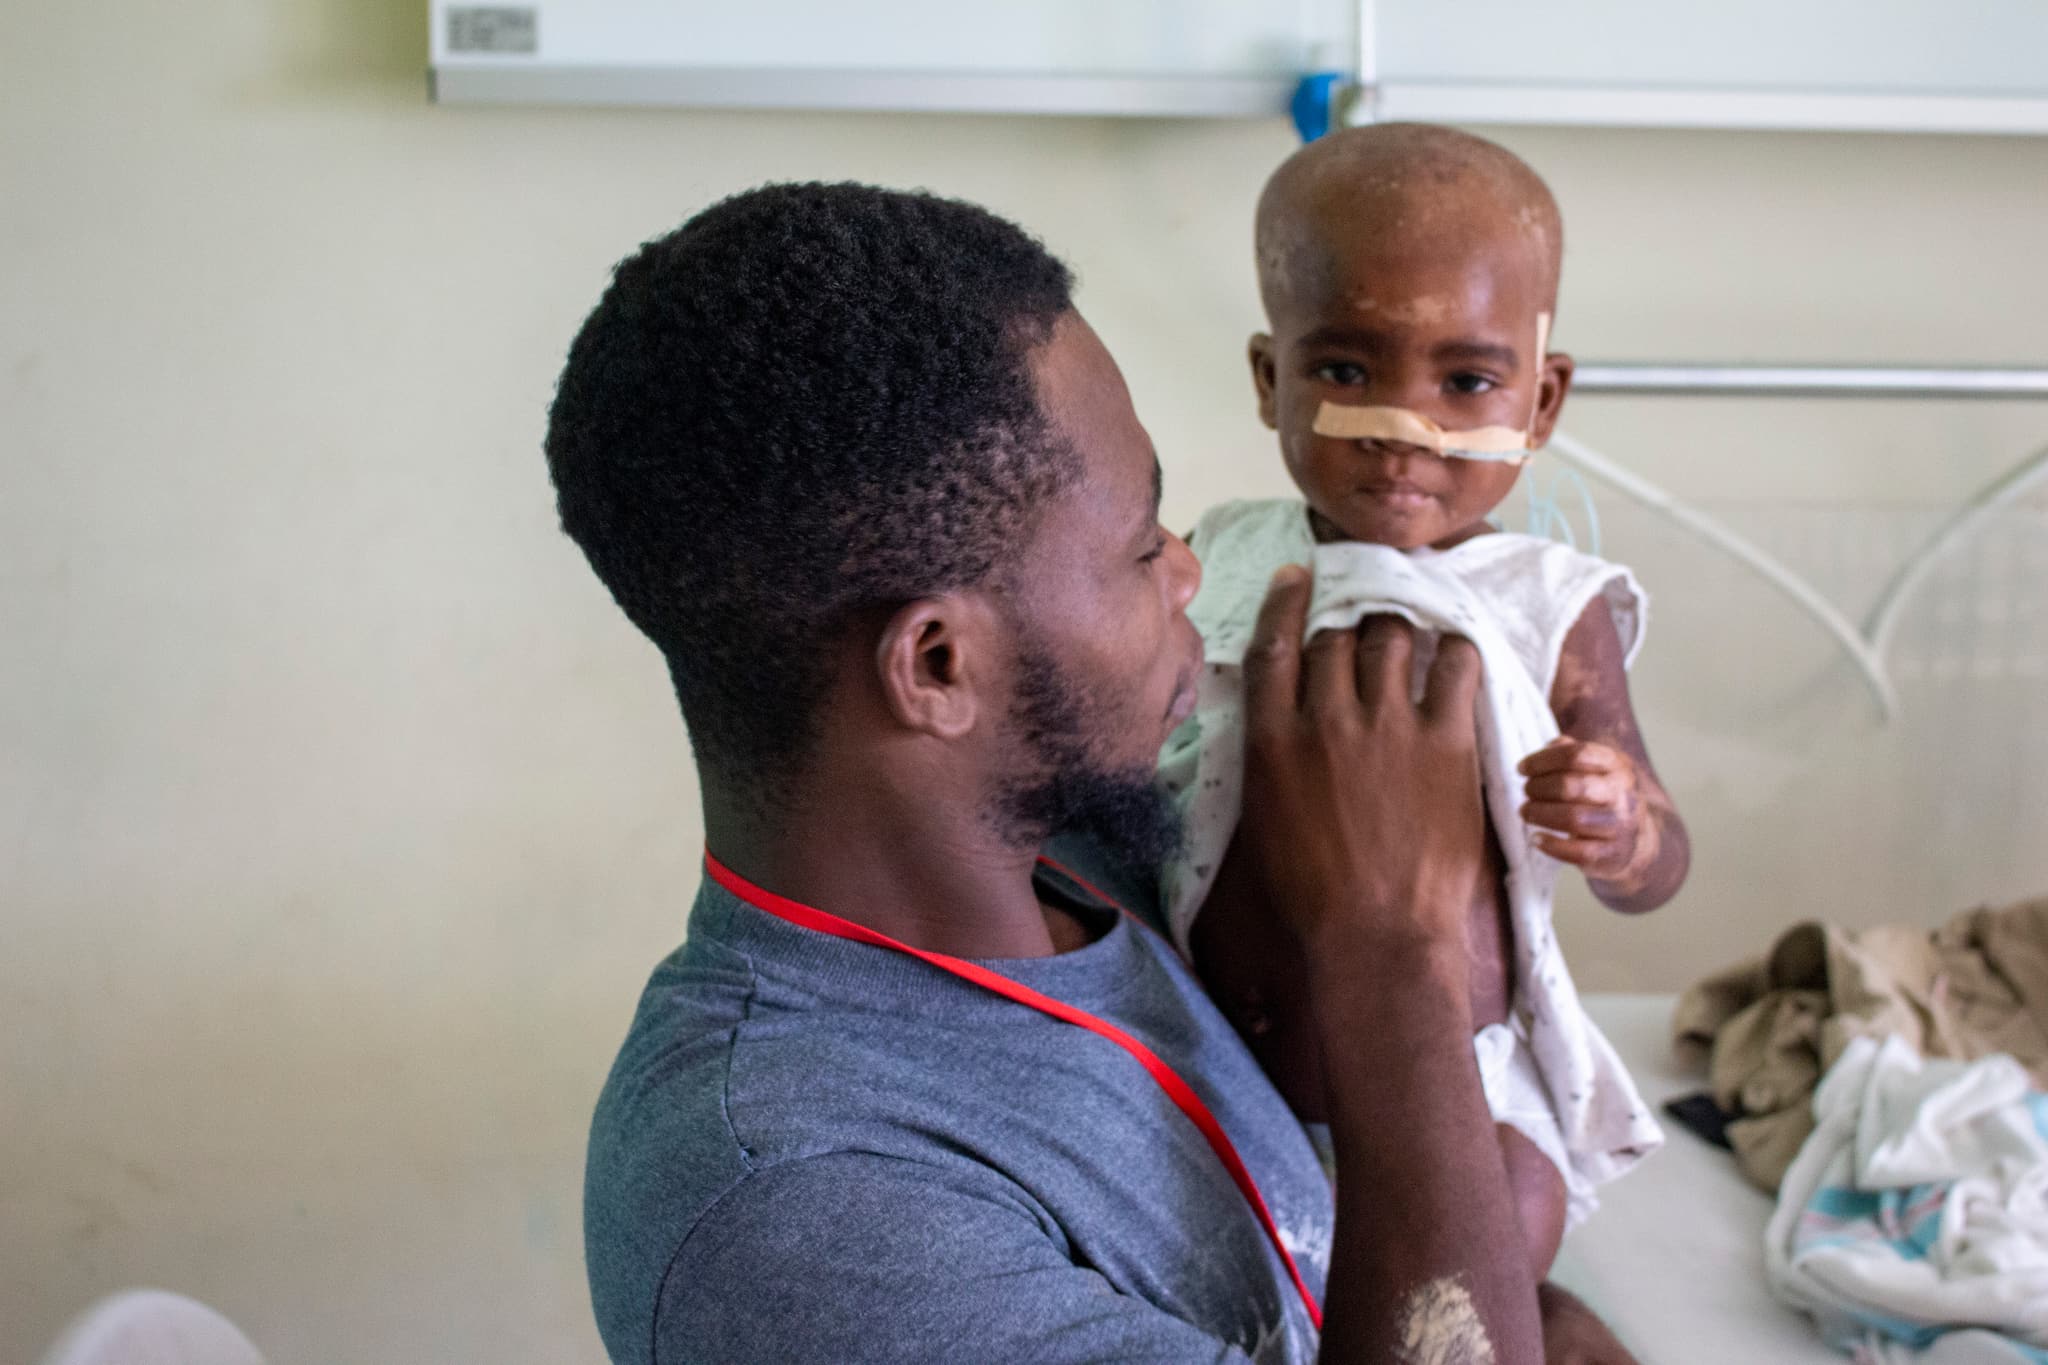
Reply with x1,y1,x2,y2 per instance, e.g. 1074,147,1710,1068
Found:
1163,528,1201,612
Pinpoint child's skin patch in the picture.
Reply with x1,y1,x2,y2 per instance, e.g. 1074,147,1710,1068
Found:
1343,290,1456,327
1395,1275,1497,1365
1512,201,1558,252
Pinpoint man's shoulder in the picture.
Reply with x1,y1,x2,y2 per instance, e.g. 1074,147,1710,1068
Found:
582,935,756,1363
580,870,1315,1365
580,881,1120,1363
583,931,932,1361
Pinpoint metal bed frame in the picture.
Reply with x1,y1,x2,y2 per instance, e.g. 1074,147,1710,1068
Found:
1550,365,2048,719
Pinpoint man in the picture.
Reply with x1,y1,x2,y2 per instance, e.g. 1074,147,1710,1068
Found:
547,182,1537,1363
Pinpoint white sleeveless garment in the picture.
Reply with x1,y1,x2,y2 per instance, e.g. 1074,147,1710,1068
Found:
1158,498,1665,1226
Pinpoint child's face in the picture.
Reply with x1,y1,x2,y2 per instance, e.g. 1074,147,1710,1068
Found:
1250,229,1572,550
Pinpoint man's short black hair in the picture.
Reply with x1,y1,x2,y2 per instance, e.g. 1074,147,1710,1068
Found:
545,182,1078,799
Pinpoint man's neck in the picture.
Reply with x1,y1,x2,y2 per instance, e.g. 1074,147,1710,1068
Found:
705,798,1073,960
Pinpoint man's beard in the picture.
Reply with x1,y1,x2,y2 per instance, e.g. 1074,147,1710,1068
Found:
990,638,1183,870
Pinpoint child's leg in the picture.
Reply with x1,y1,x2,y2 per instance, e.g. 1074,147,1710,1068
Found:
1496,1126,1642,1365
1496,1122,1567,1279
1536,1283,1641,1365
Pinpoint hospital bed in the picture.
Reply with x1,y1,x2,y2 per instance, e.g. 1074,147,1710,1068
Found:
1561,994,1839,1363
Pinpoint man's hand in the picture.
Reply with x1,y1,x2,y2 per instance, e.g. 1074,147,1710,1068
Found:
1233,565,1543,1364
1517,738,1657,890
1237,565,1487,966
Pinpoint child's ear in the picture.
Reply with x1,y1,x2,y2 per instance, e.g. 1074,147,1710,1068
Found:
1528,351,1576,447
873,594,987,741
1247,333,1280,431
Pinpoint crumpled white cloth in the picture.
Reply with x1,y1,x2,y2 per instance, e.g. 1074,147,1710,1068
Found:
1158,498,1662,1225
1767,1033,2048,1363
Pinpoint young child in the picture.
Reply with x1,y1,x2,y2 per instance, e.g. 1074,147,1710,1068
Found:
1159,124,1690,1300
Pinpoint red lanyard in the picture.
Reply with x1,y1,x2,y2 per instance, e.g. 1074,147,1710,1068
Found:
703,851,1324,1332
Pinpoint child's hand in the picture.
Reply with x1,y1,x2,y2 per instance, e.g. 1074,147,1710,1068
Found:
1516,737,1654,886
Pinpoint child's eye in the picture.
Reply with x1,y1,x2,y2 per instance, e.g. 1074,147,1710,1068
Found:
1446,372,1498,395
1311,361,1367,386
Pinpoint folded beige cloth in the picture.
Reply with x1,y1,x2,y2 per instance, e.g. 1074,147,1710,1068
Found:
1672,896,2048,1192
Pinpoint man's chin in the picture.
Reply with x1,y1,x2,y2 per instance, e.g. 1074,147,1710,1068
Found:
999,768,1183,871
1062,780,1183,872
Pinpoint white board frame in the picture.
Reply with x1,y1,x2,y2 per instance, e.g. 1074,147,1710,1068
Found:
429,66,1299,118
1360,82,2048,137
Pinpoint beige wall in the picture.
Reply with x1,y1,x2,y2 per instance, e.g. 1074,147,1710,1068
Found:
4,0,2046,1360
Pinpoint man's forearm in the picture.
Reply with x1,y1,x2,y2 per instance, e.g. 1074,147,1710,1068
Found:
1308,931,1542,1365
1226,588,1534,1359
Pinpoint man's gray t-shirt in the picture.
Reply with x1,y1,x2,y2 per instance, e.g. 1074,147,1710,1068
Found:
584,847,1333,1364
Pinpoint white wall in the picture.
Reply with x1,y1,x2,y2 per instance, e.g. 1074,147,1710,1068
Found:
3,1,2045,1360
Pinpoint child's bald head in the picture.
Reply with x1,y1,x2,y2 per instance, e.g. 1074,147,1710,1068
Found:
1255,123,1562,325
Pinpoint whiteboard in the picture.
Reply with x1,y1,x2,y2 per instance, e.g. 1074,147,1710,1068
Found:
430,1,1356,117
1366,0,2048,133
428,0,2048,134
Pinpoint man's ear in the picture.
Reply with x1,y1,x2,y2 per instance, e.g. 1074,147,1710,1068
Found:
1528,351,1575,448
874,594,992,741
1247,333,1280,431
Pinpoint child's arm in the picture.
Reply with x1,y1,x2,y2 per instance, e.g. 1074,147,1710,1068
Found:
1517,598,1690,914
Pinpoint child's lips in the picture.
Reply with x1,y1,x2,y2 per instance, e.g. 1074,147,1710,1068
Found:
1358,482,1436,510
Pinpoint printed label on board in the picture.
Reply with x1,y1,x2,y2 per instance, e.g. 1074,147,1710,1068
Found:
447,6,538,55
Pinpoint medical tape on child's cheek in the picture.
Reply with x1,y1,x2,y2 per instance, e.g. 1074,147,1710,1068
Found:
1309,310,1552,465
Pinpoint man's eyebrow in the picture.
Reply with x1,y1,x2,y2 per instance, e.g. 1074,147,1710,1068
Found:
1130,453,1164,548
